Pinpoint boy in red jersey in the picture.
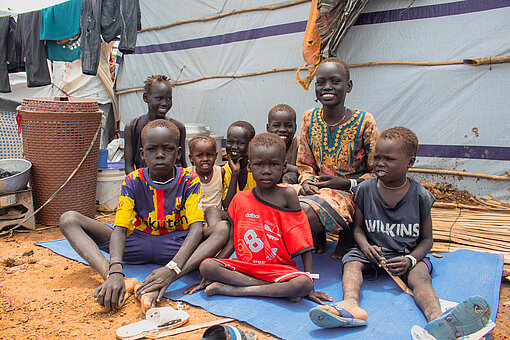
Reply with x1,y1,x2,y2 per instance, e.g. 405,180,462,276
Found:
60,119,229,312
189,133,331,304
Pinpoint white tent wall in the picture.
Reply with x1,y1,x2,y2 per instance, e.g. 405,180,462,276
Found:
115,0,510,200
115,0,315,135
338,0,510,200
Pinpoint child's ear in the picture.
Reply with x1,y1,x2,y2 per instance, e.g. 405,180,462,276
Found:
140,147,145,162
346,79,353,93
188,152,194,165
247,160,251,172
266,123,269,131
408,156,416,168
176,146,182,162
143,92,148,103
282,160,288,173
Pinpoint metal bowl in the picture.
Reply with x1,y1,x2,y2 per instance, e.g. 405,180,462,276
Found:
0,158,32,194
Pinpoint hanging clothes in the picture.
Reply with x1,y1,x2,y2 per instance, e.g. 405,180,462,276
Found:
81,0,141,76
0,16,10,93
40,0,82,62
15,10,51,87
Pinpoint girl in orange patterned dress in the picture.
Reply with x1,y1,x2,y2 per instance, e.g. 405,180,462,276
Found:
297,58,379,255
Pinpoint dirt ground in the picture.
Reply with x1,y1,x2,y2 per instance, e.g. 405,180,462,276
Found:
1,221,509,339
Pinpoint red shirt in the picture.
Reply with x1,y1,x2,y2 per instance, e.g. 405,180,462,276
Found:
228,189,314,266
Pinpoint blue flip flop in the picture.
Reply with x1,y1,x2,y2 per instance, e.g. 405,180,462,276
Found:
309,304,368,328
422,295,491,339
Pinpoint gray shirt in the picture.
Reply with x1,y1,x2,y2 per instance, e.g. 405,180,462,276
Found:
354,177,435,254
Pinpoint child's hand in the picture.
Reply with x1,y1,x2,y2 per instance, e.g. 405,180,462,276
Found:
299,180,320,195
361,245,384,265
94,273,126,310
135,266,177,303
306,290,333,305
385,256,411,276
228,154,242,175
314,175,349,190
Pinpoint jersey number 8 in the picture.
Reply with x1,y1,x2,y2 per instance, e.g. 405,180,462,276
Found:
244,230,264,253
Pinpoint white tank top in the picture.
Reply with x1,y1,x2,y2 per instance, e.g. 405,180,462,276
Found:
190,165,223,209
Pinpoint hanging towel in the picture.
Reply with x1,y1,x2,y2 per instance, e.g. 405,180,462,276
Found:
41,0,82,62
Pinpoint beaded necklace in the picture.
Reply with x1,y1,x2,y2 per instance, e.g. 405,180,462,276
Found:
320,107,348,153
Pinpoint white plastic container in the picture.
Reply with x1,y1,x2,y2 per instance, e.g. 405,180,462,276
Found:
96,164,125,212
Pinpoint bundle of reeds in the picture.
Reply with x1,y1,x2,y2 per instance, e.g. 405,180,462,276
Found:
430,199,510,264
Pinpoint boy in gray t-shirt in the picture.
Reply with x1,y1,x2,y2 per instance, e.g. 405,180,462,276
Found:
309,127,490,339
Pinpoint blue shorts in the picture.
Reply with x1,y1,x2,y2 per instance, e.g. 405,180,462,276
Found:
98,224,188,265
342,247,433,281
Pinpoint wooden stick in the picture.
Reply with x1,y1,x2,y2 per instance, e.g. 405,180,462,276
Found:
115,55,510,95
115,67,301,95
408,168,510,181
381,265,414,296
144,318,234,339
139,0,310,32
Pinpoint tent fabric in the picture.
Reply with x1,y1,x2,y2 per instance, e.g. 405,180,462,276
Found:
115,0,510,200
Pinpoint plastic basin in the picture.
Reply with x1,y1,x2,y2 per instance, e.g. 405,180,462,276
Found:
0,158,32,194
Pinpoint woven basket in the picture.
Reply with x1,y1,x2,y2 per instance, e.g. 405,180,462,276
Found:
17,97,102,225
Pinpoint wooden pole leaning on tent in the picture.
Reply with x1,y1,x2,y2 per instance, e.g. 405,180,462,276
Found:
114,55,510,95
408,168,510,181
139,0,311,33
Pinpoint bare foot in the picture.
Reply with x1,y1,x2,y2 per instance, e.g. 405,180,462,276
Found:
313,244,326,254
117,277,139,308
138,291,158,314
318,300,368,321
204,282,227,296
317,300,367,320
134,283,158,314
287,296,302,302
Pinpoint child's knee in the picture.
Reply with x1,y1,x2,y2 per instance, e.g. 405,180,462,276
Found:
408,268,433,290
199,258,219,277
215,221,230,239
292,276,314,297
59,210,80,231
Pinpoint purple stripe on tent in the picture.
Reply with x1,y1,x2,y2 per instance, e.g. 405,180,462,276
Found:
117,0,510,60
134,21,307,55
418,145,510,161
355,0,510,26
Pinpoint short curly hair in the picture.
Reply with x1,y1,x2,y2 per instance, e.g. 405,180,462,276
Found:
228,121,256,141
189,134,217,154
268,104,297,123
248,132,286,161
379,126,418,158
319,57,350,80
141,119,180,146
143,74,173,95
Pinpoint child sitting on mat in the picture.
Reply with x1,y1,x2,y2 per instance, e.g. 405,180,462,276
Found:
60,119,229,312
309,127,490,339
266,104,300,184
124,74,187,174
188,133,331,303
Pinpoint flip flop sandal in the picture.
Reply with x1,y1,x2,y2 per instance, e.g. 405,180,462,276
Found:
116,306,189,339
201,325,257,340
309,304,367,328
422,295,491,340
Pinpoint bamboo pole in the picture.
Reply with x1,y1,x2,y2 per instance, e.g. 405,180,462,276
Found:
409,168,510,181
139,0,311,33
115,55,510,95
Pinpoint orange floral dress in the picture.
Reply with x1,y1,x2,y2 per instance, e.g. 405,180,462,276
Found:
297,107,379,233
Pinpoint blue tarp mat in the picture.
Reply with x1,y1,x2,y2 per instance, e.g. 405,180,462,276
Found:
37,238,502,339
